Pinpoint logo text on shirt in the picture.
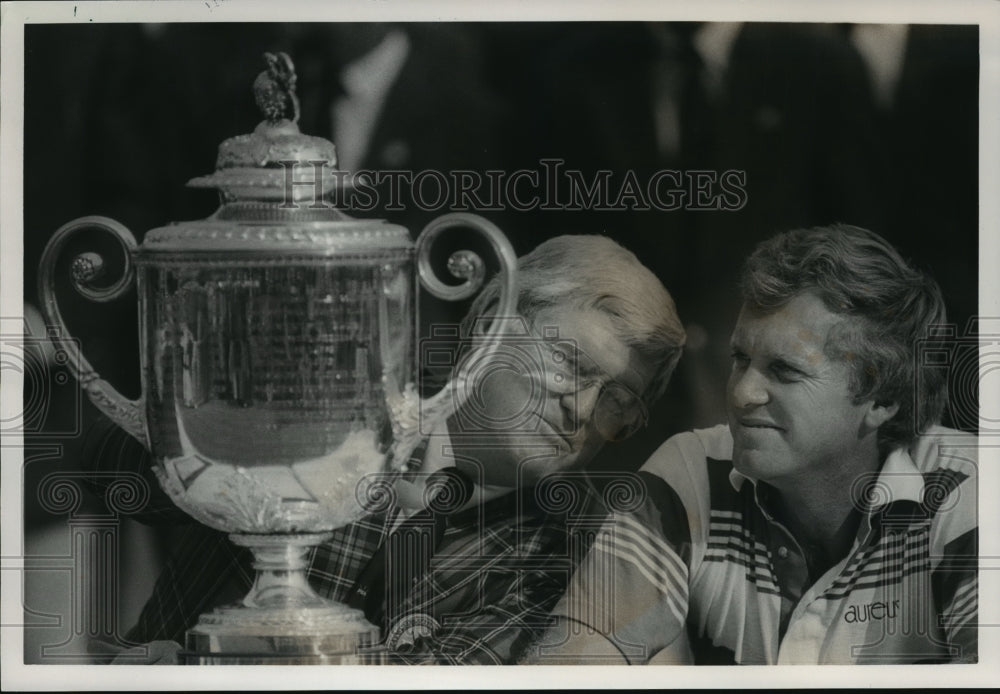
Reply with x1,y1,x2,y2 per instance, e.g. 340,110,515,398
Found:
843,599,900,624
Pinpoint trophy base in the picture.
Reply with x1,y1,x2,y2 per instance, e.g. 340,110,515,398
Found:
179,532,385,665
182,603,385,665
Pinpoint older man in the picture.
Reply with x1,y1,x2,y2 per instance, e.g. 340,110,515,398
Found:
105,234,685,664
530,224,977,664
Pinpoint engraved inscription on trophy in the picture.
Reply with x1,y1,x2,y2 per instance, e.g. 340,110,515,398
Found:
144,261,413,534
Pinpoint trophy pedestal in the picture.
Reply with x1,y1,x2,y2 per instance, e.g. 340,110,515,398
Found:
179,532,385,665
182,604,383,664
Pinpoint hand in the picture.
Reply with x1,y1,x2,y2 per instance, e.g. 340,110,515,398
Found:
110,640,182,665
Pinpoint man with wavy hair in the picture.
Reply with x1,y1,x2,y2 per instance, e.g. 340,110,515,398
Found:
531,224,977,664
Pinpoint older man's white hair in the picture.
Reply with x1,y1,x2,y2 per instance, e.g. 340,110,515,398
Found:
462,234,685,403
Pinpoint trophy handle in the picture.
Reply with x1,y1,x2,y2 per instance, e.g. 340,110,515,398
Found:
37,216,148,447
412,212,518,425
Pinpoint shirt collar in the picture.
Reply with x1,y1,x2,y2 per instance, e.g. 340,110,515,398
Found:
728,446,926,513
870,447,926,506
728,466,751,493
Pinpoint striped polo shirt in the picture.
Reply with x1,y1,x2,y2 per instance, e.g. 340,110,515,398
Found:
545,424,977,664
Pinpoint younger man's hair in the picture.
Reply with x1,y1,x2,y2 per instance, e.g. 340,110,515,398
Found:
741,224,948,452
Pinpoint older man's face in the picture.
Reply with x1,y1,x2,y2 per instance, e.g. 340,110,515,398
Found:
451,305,654,488
727,291,875,491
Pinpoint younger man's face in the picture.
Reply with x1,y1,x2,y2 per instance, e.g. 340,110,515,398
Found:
451,305,654,488
726,291,875,491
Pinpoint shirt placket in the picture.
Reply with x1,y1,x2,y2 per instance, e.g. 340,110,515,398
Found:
765,517,810,642
747,483,809,658
774,513,878,664
749,482,877,664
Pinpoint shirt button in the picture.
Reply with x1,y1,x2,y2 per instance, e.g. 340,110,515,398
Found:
777,546,789,559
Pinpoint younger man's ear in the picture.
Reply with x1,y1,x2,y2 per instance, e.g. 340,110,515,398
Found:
863,400,900,432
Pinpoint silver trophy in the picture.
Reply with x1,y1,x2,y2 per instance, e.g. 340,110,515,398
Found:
37,52,517,664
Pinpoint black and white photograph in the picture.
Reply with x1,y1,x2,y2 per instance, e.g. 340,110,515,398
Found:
2,0,997,689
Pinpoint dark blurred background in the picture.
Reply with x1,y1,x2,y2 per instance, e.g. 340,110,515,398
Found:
19,22,979,661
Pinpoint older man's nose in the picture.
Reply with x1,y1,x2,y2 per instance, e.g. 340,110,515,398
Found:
560,384,601,428
730,367,769,410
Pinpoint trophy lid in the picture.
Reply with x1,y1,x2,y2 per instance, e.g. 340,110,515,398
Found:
186,52,340,202
141,52,410,254
184,120,341,203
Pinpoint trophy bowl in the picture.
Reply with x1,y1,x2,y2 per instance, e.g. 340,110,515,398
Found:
37,53,517,664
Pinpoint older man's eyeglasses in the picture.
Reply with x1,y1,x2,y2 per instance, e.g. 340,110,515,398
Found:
530,335,649,442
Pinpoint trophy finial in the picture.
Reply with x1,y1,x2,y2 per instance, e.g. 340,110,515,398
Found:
253,52,300,124
188,50,339,199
